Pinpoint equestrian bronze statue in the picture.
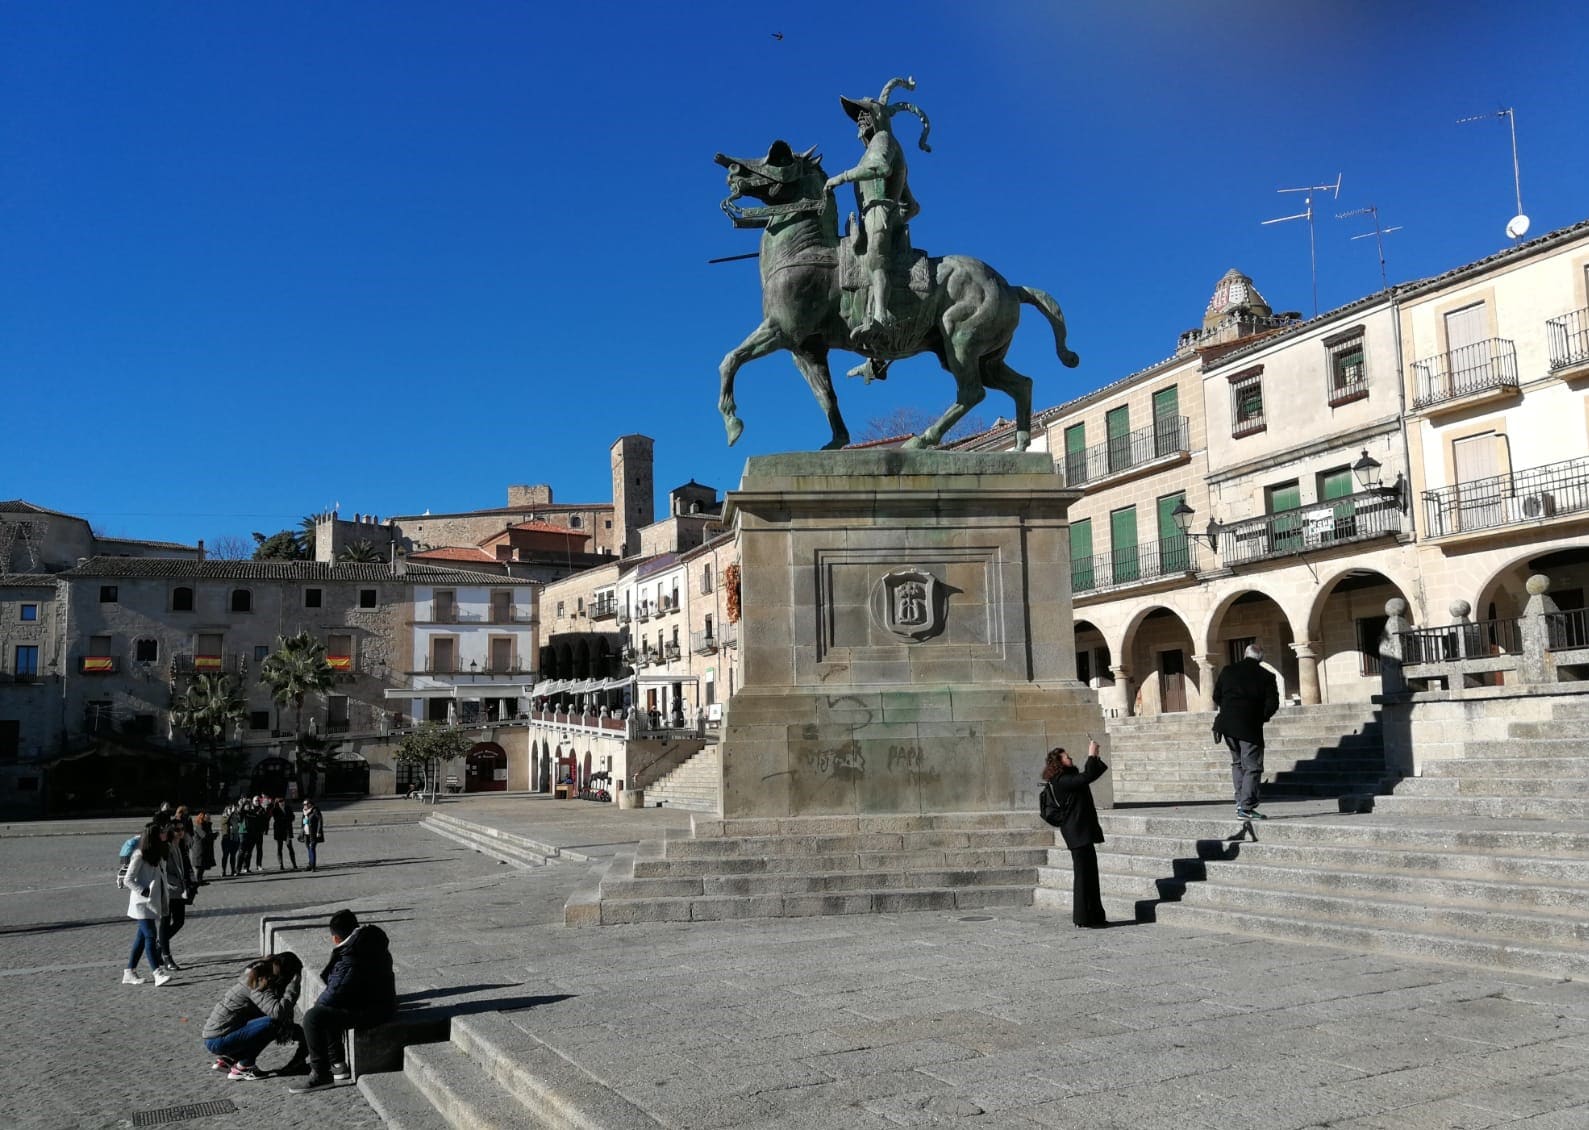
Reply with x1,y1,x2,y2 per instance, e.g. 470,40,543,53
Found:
715,78,1079,452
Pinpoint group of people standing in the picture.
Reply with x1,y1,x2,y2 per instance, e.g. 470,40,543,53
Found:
119,797,326,986
218,796,325,876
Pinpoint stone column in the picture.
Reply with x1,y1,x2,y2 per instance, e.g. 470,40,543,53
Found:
1193,653,1218,712
1109,664,1133,717
1291,641,1322,705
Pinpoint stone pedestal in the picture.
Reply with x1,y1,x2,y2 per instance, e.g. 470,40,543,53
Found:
719,450,1109,819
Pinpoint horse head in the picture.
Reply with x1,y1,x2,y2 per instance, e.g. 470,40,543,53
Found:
714,141,824,209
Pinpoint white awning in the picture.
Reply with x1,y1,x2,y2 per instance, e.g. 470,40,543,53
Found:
636,673,700,684
385,687,458,700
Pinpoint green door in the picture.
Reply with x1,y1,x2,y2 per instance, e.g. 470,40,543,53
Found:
1157,491,1190,574
1063,423,1087,485
1266,480,1302,555
1106,406,1131,473
1152,386,1180,456
1069,518,1094,592
1111,506,1139,584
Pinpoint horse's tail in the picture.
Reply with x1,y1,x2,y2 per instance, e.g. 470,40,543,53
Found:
1016,286,1080,368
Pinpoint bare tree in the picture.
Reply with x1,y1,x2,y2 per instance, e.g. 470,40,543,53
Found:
207,533,254,560
857,408,989,444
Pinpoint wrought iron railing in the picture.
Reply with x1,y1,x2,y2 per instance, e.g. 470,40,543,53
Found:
1547,307,1589,373
1547,607,1589,651
487,605,535,624
171,653,247,676
1071,538,1196,594
1218,489,1403,566
1400,618,1523,664
1411,337,1518,408
1061,416,1189,486
720,622,738,649
691,629,718,655
589,599,618,620
1421,456,1589,537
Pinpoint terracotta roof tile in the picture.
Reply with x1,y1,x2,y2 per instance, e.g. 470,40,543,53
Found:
58,557,536,585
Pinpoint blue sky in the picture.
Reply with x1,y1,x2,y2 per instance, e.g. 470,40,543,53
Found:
5,2,1587,548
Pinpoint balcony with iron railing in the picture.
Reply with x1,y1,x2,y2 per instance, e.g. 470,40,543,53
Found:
691,628,718,655
589,597,618,621
486,604,536,625
1421,456,1589,539
1547,607,1589,652
1060,415,1189,488
171,653,248,677
1411,337,1519,411
417,658,533,677
719,622,738,649
1546,307,1589,379
1217,488,1404,567
1071,538,1197,595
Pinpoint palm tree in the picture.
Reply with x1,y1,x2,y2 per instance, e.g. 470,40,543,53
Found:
259,631,334,795
337,539,382,563
298,515,320,559
169,673,247,801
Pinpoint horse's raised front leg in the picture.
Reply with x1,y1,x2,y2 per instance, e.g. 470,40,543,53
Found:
718,319,789,447
789,346,850,450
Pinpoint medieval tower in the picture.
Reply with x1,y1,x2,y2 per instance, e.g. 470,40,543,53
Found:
610,434,654,559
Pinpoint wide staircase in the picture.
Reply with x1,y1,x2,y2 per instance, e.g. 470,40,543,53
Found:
566,812,1049,926
1039,694,1589,979
1106,702,1394,804
638,743,720,812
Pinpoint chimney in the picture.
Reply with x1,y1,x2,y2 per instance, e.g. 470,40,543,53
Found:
391,544,408,577
197,539,206,561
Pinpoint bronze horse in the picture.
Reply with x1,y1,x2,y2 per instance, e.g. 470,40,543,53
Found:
715,140,1079,451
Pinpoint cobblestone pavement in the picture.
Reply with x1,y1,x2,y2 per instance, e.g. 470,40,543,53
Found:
0,800,538,1130
8,796,1589,1129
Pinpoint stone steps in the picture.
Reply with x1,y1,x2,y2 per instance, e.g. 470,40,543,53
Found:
419,812,565,867
1037,807,1589,979
395,1012,660,1129
641,745,720,813
1423,755,1589,777
1370,795,1589,819
570,810,1054,926
1394,775,1589,797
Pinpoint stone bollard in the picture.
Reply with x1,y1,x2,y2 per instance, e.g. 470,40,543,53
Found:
1518,574,1559,685
1379,597,1411,697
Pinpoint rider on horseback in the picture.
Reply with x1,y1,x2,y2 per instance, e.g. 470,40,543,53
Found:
824,77,931,349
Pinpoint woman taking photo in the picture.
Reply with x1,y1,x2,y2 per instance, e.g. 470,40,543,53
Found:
121,823,173,986
201,952,305,1080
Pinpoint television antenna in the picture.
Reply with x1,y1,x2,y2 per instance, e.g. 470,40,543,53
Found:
1337,205,1403,290
1457,107,1527,242
1262,174,1342,316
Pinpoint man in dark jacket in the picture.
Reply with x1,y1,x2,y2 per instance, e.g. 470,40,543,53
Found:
291,909,397,1091
1044,739,1109,928
1214,643,1281,819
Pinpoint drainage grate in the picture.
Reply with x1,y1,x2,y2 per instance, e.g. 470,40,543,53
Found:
130,1100,238,1126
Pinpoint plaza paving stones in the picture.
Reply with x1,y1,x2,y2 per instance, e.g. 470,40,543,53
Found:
7,793,1589,1128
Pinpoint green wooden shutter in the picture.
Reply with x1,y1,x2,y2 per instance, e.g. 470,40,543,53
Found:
1063,423,1087,484
1106,406,1130,473
1069,518,1094,592
1157,491,1189,573
1319,467,1357,543
1266,481,1302,554
1152,386,1180,455
1110,506,1138,583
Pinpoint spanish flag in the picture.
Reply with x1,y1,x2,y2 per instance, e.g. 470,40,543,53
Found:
82,656,115,673
328,655,353,671
195,655,222,671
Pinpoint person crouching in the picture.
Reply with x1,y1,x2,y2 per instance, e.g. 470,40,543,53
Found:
201,952,305,1080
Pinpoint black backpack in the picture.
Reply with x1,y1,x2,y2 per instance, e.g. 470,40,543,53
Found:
1039,781,1073,828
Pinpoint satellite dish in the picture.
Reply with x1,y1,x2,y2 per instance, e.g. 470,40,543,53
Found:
1506,214,1531,240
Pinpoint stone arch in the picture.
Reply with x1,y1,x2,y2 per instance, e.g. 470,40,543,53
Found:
1120,604,1198,714
1474,544,1589,626
1205,588,1298,702
1072,619,1112,687
1304,568,1413,704
464,741,507,793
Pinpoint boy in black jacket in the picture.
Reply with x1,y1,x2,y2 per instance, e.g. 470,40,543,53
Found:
291,909,397,1091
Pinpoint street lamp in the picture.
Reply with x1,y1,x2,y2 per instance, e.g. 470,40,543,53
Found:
1170,499,1222,551
1352,448,1407,511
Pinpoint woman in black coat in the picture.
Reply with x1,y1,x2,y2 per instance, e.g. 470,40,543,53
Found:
1042,740,1109,928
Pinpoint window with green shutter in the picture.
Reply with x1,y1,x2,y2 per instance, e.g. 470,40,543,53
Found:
1110,505,1139,584
1106,406,1131,473
1317,465,1357,541
1266,480,1302,554
1152,386,1181,456
1063,423,1087,485
1069,518,1094,592
1157,491,1190,573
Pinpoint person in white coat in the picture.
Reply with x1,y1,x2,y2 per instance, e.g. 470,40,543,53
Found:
121,823,173,986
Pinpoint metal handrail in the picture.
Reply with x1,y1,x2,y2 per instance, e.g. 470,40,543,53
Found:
1061,415,1189,486
1411,337,1519,408
1218,488,1403,567
1547,607,1589,651
1071,537,1196,594
1421,456,1589,537
1400,618,1522,664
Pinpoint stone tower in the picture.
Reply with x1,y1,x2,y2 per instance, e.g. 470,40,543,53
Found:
610,435,654,559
